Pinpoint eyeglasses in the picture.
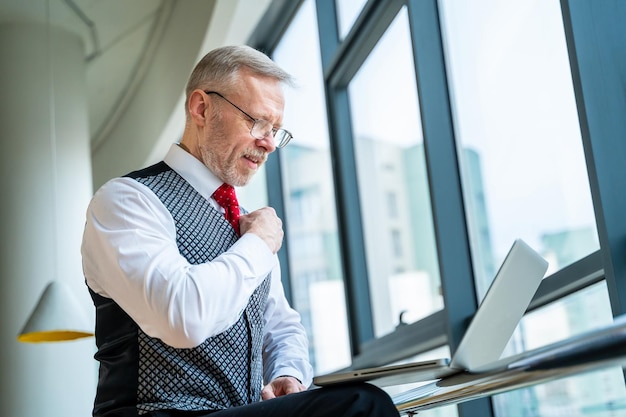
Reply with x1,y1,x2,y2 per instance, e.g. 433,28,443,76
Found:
204,91,293,148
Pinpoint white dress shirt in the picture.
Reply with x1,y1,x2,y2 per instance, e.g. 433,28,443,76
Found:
81,143,313,386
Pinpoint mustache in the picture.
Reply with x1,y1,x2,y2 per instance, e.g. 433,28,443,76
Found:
243,148,268,164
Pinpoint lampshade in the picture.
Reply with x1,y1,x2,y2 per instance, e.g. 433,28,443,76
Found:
17,281,93,343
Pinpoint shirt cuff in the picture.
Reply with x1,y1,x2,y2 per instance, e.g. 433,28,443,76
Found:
231,233,277,267
270,367,307,386
277,375,302,384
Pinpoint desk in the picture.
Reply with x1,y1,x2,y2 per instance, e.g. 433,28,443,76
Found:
394,315,626,414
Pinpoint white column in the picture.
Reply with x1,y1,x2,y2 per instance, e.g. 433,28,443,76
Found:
0,22,96,417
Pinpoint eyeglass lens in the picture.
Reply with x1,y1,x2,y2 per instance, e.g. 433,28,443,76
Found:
251,120,292,148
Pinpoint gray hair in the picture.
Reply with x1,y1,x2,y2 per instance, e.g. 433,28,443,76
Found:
185,45,294,106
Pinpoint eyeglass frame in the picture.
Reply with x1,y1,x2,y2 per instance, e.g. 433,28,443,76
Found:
204,90,293,148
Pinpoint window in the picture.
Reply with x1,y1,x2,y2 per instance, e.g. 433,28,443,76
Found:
439,0,599,297
251,0,626,415
272,0,351,374
439,0,624,415
494,283,624,416
237,165,268,210
386,191,399,219
348,7,442,338
335,0,368,39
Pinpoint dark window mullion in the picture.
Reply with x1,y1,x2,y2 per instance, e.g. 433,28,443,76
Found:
560,0,626,318
407,0,493,415
320,0,406,355
316,0,375,355
326,88,374,355
406,0,475,362
247,0,304,53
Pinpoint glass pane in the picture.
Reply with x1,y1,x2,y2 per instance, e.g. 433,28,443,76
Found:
236,165,267,211
348,7,443,338
494,283,626,416
335,0,368,39
272,0,351,374
439,1,619,413
439,0,599,300
495,368,626,417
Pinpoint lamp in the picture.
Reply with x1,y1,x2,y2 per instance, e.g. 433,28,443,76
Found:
17,281,93,343
16,0,93,344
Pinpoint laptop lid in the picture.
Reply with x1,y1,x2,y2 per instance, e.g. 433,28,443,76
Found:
313,239,548,387
449,238,549,371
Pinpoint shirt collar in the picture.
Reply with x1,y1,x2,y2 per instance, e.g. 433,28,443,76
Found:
164,143,222,201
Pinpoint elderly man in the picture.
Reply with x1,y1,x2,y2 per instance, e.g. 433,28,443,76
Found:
82,45,399,417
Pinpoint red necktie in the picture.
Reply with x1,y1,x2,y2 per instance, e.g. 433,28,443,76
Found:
212,183,240,235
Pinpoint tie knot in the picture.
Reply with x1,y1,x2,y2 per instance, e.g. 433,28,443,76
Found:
212,183,240,236
213,183,237,208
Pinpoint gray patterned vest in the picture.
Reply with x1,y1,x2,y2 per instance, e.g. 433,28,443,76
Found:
89,162,270,417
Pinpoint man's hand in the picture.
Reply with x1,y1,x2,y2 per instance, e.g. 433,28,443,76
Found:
261,376,306,400
239,207,284,254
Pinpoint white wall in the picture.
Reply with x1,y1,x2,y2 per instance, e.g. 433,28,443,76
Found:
0,22,96,417
91,0,273,188
0,1,273,416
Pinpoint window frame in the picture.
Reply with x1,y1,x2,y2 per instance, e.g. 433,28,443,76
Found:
248,0,626,415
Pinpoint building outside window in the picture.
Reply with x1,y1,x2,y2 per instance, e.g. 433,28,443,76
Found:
272,0,352,374
439,0,622,414
251,0,626,415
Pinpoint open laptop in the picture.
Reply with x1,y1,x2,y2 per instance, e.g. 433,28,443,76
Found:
313,239,549,387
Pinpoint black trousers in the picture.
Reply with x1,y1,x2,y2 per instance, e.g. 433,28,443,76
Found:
151,384,400,417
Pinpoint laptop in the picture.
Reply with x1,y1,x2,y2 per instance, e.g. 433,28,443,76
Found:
313,239,549,387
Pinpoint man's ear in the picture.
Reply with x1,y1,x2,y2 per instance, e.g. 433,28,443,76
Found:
188,90,210,126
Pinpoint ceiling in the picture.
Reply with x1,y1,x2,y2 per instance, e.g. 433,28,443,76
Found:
0,0,170,147
0,0,270,158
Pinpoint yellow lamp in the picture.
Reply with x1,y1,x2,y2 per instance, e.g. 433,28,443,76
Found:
17,281,93,343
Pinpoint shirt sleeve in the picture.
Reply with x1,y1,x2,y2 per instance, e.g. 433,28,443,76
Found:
81,177,277,349
261,262,314,388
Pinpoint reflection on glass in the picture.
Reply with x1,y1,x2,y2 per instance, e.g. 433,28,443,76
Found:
495,283,624,416
496,368,626,417
335,0,368,39
348,7,442,338
272,0,351,374
439,0,621,414
439,0,598,297
236,164,267,211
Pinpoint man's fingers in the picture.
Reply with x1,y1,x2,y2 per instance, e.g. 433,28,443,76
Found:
261,385,276,400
